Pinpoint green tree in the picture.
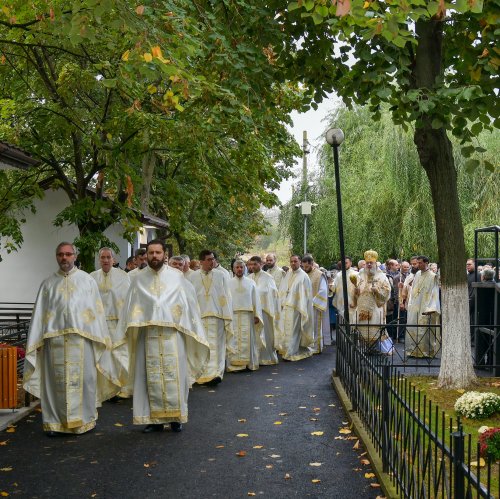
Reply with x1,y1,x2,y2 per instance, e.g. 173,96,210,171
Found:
275,0,498,388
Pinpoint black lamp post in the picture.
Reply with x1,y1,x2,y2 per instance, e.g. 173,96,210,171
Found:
325,128,349,334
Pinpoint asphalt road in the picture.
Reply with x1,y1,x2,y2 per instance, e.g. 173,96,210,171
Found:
1,344,383,498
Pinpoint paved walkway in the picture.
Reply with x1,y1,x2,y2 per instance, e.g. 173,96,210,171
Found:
1,344,382,498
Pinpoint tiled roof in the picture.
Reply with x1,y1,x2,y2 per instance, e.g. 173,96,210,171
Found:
0,140,40,169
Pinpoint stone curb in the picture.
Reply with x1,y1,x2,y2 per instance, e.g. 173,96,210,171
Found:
0,400,40,432
331,372,399,499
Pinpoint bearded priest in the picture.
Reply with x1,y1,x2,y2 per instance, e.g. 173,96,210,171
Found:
277,255,314,361
226,260,264,372
24,242,124,436
118,239,209,433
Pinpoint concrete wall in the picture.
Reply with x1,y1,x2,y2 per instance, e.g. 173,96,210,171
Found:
0,188,136,303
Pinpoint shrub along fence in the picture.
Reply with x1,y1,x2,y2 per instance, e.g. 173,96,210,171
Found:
335,316,500,498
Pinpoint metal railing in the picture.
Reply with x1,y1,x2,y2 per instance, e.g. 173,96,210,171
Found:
335,316,500,498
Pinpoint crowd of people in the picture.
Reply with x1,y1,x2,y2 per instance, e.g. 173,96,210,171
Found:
23,242,327,437
23,242,497,438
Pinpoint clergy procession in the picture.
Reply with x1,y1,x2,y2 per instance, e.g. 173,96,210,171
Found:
23,241,442,438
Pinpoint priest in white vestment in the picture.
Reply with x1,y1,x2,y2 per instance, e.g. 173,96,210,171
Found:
406,256,441,358
331,257,358,324
24,242,125,436
266,253,286,290
227,260,264,371
277,255,314,361
91,247,131,397
352,250,394,354
187,249,233,385
302,256,329,354
248,256,280,365
117,240,209,433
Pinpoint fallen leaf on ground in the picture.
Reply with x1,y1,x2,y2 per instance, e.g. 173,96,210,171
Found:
253,445,264,449
299,406,307,409
353,440,360,449
208,458,215,462
254,407,260,410
353,468,362,471
0,441,8,446
5,428,15,434
90,461,98,464
236,451,247,457
270,454,281,458
236,434,249,437
284,473,291,479
248,493,256,497
328,404,335,407
470,458,486,467
238,419,247,423
311,431,324,436
361,459,371,465
309,462,322,467
334,436,344,440
365,473,375,479
310,418,319,421
279,412,288,416
208,390,215,393
342,421,348,425
114,423,123,427
265,465,273,469
274,386,281,389
360,452,367,457
143,463,150,468
0,468,12,472
313,408,321,412
339,428,351,434
311,479,321,484
264,394,274,398
309,395,317,398
370,483,381,488
266,378,273,381
273,421,282,425
215,445,225,449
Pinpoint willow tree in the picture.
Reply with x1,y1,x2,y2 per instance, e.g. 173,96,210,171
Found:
275,0,498,388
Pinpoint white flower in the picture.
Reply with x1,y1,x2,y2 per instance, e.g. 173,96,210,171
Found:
478,426,490,434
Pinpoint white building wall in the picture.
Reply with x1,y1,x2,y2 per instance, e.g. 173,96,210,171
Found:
0,188,139,303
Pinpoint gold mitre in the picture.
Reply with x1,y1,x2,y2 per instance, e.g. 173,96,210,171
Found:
364,249,378,263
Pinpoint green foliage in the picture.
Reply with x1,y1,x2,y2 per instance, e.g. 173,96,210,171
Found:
280,105,499,267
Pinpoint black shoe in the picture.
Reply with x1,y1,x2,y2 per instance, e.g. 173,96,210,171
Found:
170,422,183,432
45,431,63,437
142,424,164,433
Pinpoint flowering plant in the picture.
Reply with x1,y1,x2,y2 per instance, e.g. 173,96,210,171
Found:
479,428,500,461
454,391,500,419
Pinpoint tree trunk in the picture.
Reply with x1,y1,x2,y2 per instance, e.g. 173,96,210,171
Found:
140,151,156,214
413,19,476,388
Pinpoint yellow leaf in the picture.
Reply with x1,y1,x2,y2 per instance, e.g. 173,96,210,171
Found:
238,419,247,423
265,465,273,469
353,440,360,449
229,196,236,205
365,473,376,479
1,492,9,497
114,423,123,427
273,421,282,425
143,53,153,62
236,433,249,437
313,407,321,412
0,441,8,446
456,389,465,394
121,50,130,62
278,412,288,416
236,451,246,457
215,445,224,448
151,46,162,59
135,5,145,15
284,473,291,479
339,428,352,434
311,431,324,436
253,445,264,449
370,483,381,488
363,1,370,8
147,85,157,94
264,394,274,398
143,463,150,468
361,459,371,465
0,468,12,472
270,454,281,458
248,494,256,497
310,418,318,421
470,458,486,467
311,479,321,484
5,428,15,433
470,66,482,81
309,462,322,467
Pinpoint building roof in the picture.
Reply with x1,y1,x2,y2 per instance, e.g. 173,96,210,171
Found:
0,141,40,169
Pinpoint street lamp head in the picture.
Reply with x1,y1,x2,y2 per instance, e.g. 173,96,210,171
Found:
325,128,345,146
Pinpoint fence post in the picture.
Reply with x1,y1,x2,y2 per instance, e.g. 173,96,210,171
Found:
381,364,390,473
451,429,465,499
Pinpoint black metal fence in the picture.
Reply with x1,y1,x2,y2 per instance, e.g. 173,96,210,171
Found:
335,317,500,498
